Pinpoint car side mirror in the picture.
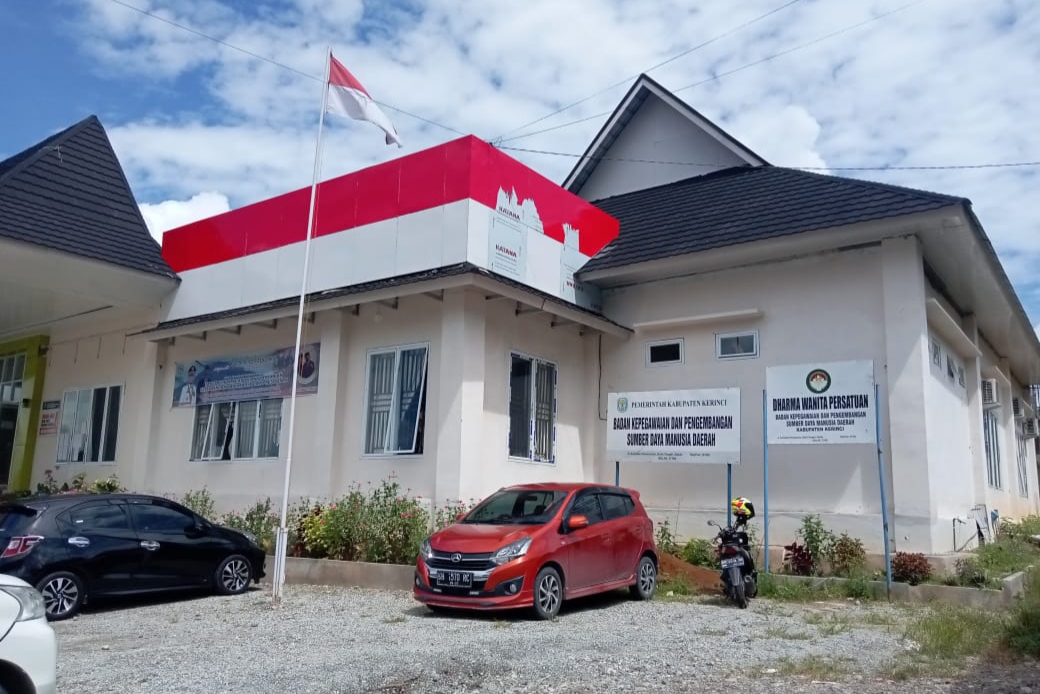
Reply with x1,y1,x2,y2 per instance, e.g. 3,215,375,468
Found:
185,523,206,538
568,515,589,530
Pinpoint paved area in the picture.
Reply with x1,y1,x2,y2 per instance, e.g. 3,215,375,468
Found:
50,586,1036,693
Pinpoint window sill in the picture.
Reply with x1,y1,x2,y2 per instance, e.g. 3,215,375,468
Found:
55,461,117,467
508,456,556,466
361,453,425,460
189,457,281,464
716,354,759,361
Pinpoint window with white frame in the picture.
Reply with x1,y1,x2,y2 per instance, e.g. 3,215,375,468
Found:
716,331,758,360
983,409,1002,489
0,353,25,404
363,344,428,456
646,339,683,367
57,385,122,464
1016,422,1030,498
190,399,282,461
508,352,557,463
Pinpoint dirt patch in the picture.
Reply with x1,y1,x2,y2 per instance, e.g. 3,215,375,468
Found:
658,553,722,594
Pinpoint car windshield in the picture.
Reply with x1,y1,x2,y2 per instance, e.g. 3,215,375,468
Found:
461,489,569,525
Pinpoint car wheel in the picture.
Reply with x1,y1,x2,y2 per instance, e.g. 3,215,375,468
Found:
214,554,252,595
531,566,563,620
37,570,86,621
629,555,657,601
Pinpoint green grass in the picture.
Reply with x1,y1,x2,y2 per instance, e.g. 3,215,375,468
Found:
755,572,882,603
772,655,852,679
1001,571,1040,658
762,625,813,641
904,604,1006,660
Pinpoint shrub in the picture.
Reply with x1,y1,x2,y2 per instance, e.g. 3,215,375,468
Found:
434,498,476,532
1002,571,1040,657
998,514,1040,543
953,557,988,588
221,497,280,553
782,542,815,576
180,488,217,521
892,551,932,585
830,533,867,578
796,514,836,575
680,537,715,568
654,518,678,556
90,475,126,494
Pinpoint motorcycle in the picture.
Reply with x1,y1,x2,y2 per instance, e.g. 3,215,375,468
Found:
708,514,758,608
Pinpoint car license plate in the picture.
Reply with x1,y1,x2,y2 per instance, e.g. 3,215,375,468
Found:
438,571,473,588
720,556,744,569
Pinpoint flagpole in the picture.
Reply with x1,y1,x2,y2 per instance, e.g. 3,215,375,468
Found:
272,45,332,603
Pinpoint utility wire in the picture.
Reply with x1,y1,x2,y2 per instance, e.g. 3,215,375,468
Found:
497,0,930,145
498,145,1040,172
102,0,467,136
492,0,805,143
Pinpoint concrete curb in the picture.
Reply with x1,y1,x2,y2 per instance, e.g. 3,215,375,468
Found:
259,555,415,591
766,566,1035,610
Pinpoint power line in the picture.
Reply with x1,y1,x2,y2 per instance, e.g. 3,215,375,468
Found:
497,0,930,145
491,0,805,142
497,145,1040,172
101,0,467,136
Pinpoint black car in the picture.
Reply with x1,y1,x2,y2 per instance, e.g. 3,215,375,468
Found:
0,492,266,620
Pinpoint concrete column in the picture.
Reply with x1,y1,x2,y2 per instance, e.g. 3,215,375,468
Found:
433,288,486,505
139,339,168,494
962,316,988,511
306,309,344,499
880,236,933,552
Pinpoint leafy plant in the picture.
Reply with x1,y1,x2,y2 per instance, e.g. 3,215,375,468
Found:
829,533,867,577
180,488,217,521
782,542,815,576
221,497,280,553
953,557,987,588
90,475,126,494
796,514,836,575
654,518,678,556
680,537,715,568
1002,570,1040,657
434,498,476,532
892,551,932,585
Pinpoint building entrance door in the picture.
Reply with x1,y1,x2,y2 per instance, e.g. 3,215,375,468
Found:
0,405,17,485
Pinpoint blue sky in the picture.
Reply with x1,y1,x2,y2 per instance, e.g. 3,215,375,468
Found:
2,0,1039,330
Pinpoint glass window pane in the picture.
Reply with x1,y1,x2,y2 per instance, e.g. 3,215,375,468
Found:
58,390,80,463
11,355,24,381
10,381,22,403
393,347,427,452
74,388,93,463
67,502,131,531
129,502,195,534
0,384,10,403
90,387,106,463
235,400,259,459
508,356,532,458
191,405,212,460
257,399,282,458
533,361,555,461
365,352,395,454
102,386,121,462
212,403,235,460
649,342,681,364
1,357,12,383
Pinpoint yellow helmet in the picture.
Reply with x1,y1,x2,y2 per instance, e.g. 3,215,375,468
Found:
731,497,755,519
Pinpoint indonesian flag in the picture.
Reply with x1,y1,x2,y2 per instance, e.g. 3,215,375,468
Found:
326,53,402,148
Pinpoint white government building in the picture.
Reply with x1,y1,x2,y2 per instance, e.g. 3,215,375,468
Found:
1,75,1037,563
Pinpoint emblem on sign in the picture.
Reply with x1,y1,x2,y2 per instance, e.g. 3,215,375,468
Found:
451,553,462,563
617,397,628,413
805,368,831,394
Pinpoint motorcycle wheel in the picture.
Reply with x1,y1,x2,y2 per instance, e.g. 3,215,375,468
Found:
733,575,748,608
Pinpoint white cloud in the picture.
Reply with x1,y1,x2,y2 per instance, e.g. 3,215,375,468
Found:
53,0,1040,322
139,192,231,240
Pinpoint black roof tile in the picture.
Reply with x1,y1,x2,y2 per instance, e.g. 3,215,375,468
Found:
0,115,177,279
582,165,966,273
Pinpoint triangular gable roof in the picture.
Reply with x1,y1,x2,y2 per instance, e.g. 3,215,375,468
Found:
0,115,177,279
581,165,964,273
563,73,769,195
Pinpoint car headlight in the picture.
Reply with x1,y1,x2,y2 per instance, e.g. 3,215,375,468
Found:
1,586,46,622
241,531,259,545
490,537,532,566
420,538,434,561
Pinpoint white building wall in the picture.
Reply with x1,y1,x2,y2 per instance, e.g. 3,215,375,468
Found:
575,95,750,201
595,244,901,554
30,308,159,491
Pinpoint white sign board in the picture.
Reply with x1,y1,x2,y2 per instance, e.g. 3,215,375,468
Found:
766,360,877,445
607,389,741,464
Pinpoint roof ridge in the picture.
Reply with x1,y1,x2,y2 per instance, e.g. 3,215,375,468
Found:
0,115,100,189
589,165,758,205
775,166,968,205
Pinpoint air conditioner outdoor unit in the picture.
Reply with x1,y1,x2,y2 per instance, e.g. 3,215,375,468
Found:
1013,397,1025,419
981,378,1000,408
1024,417,1039,439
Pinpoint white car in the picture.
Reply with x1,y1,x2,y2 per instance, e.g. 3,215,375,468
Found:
0,573,56,694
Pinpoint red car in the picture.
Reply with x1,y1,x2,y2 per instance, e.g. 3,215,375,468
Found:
413,483,658,619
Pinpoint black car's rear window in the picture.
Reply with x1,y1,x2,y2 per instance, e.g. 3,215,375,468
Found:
0,506,39,534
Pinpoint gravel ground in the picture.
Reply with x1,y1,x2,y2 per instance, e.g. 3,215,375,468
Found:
51,586,1033,694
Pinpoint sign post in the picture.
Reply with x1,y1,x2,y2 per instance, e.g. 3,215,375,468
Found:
607,388,741,531
763,361,890,595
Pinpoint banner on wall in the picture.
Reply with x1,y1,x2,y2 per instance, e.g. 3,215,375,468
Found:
38,400,60,436
606,388,741,464
172,343,321,408
766,360,876,445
